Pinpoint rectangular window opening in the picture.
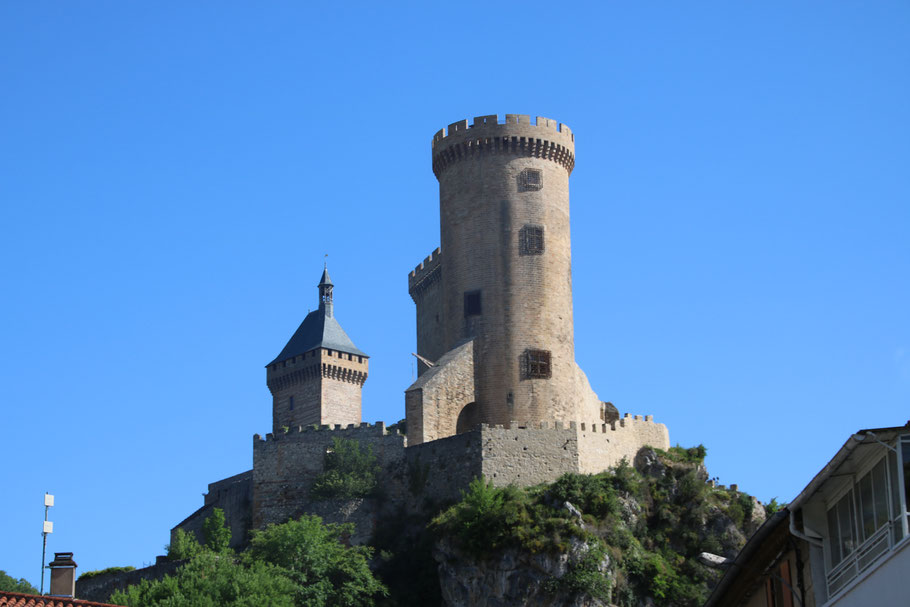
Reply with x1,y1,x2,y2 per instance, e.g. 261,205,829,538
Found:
464,290,482,317
525,349,552,379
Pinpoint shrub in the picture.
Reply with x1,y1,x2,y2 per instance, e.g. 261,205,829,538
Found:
166,528,203,560
765,497,785,517
310,437,380,500
203,507,232,553
77,566,135,581
545,539,612,601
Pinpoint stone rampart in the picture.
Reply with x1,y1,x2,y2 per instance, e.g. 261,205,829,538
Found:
576,413,670,474
76,557,181,604
252,422,407,529
478,415,669,486
171,469,252,550
405,431,482,506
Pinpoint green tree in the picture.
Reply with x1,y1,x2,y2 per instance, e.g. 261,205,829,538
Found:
202,507,232,553
113,515,385,607
0,570,38,594
310,437,380,500
167,528,204,560
110,552,297,607
246,514,387,606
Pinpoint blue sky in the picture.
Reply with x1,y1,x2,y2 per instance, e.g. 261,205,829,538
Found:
1,1,908,587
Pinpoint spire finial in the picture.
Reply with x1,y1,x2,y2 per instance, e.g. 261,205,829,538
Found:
318,258,334,317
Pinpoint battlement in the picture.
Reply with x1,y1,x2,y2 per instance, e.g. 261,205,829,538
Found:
432,114,574,148
477,413,660,433
431,114,576,177
254,420,402,444
408,247,443,299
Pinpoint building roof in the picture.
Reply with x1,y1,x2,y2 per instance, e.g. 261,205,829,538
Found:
0,592,121,607
788,422,910,512
268,308,366,365
267,267,367,365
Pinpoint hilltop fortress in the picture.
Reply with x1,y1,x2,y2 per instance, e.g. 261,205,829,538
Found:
173,114,670,548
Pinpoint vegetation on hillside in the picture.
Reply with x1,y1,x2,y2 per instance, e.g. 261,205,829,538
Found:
430,446,759,606
112,509,386,607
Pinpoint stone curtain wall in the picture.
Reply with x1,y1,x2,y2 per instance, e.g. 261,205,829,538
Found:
405,431,483,505
576,414,670,475
252,422,406,529
478,415,669,486
409,247,446,371
171,470,253,550
405,339,475,445
76,558,183,603
479,424,579,486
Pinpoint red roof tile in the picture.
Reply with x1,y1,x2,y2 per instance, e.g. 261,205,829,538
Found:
0,591,121,607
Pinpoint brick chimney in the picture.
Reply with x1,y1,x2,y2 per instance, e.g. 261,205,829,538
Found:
48,552,77,598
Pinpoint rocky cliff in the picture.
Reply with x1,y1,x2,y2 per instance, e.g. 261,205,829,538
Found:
427,446,767,607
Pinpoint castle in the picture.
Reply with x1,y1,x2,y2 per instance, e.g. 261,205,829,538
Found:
173,114,670,548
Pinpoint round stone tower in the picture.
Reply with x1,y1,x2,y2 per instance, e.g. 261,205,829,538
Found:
431,114,579,427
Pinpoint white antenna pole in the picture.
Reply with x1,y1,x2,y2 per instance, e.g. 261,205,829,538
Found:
40,492,54,594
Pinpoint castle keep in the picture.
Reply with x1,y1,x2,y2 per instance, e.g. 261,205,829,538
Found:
407,114,606,445
173,114,670,548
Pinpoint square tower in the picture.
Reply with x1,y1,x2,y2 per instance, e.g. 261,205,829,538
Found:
266,267,368,432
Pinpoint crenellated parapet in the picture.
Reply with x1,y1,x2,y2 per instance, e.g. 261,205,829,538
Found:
267,361,367,392
431,114,575,178
408,247,442,302
254,420,402,444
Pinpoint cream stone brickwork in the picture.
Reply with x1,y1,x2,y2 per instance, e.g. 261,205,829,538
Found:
267,348,368,432
405,339,475,445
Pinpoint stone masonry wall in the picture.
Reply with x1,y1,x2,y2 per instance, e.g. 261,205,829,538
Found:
576,414,670,474
252,422,406,530
477,414,669,486
405,430,483,506
431,115,582,428
479,424,579,486
405,339,474,445
171,470,253,550
409,247,445,372
268,348,368,432
76,558,182,604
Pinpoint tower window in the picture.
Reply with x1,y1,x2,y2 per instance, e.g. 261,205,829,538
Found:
519,168,543,191
524,349,552,379
464,290,482,317
289,396,295,410
519,225,545,255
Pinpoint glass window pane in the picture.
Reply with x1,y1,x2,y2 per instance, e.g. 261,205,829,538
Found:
903,440,910,517
838,492,856,558
859,473,875,540
872,458,889,532
827,506,842,565
890,451,901,521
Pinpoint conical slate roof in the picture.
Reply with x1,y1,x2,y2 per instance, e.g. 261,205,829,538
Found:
268,310,367,365
267,267,367,366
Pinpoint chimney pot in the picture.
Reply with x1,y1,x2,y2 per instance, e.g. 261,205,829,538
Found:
48,551,77,598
